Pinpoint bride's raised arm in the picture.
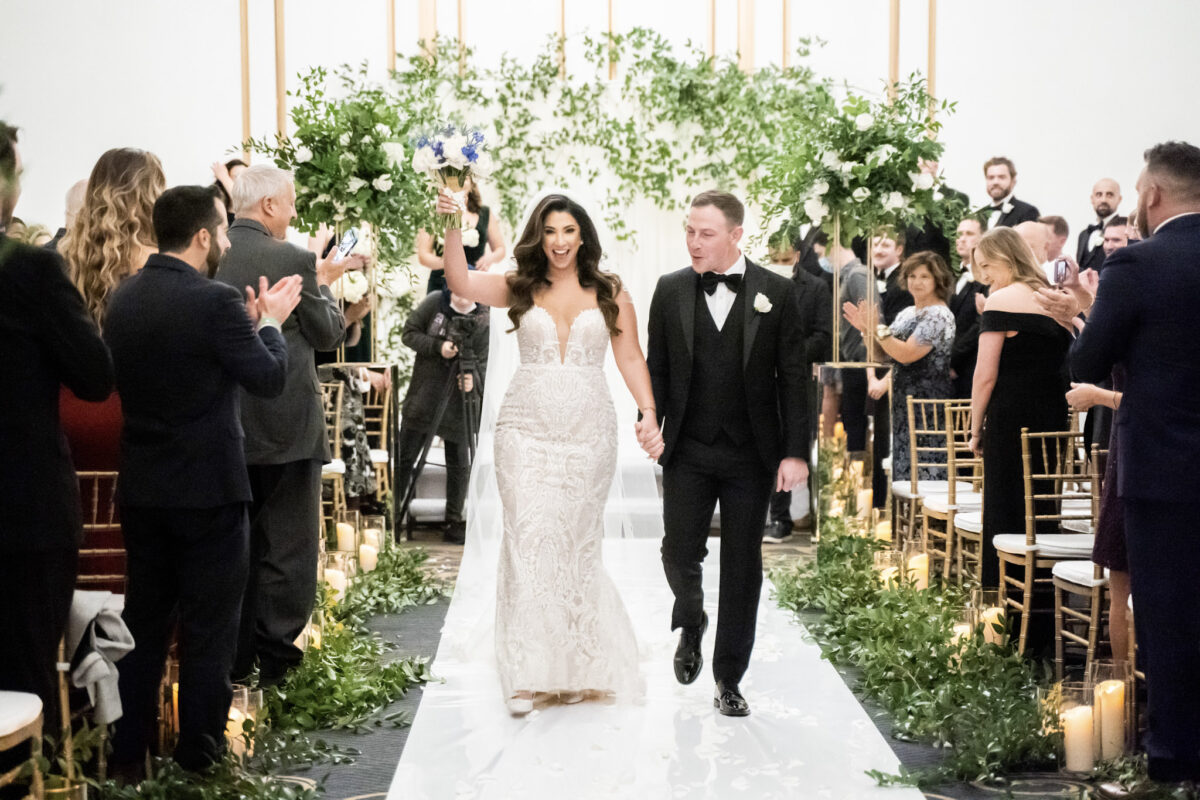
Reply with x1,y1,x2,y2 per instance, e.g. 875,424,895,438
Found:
611,288,664,459
437,189,510,308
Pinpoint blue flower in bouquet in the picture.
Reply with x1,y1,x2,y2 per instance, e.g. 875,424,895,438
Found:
412,123,495,228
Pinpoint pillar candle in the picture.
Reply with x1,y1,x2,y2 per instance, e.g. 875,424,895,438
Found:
981,607,1005,646
907,553,929,590
877,566,899,588
324,567,347,601
875,520,892,541
359,543,378,572
336,522,357,552
857,489,873,517
172,682,179,730
834,421,845,440
1062,704,1095,772
950,623,971,647
1095,680,1126,760
226,708,248,757
362,528,382,550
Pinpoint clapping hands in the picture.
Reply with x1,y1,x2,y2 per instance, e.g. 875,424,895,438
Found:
244,275,303,325
842,299,877,334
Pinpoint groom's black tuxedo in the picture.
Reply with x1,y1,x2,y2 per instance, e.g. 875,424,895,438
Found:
647,258,809,686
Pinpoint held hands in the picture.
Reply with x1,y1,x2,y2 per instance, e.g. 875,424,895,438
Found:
867,375,889,400
776,458,809,493
634,416,665,461
245,275,303,325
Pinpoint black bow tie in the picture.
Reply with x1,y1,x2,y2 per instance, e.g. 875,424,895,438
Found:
990,205,1004,212
701,271,742,295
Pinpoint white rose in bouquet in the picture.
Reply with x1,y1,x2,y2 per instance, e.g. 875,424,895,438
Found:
855,113,875,131
471,151,495,179
910,172,935,191
803,197,829,224
372,175,393,192
461,228,480,248
852,187,870,202
883,191,906,211
346,176,367,194
382,141,406,170
294,145,313,164
411,145,440,174
442,134,470,168
330,269,369,303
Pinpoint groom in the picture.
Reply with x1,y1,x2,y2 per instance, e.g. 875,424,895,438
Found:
645,190,810,716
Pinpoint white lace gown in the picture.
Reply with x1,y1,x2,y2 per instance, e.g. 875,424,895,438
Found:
492,305,642,700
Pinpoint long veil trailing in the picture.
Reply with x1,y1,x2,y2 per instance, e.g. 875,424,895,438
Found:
440,186,664,664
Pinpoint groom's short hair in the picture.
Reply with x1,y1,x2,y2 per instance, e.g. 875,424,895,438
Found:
691,190,744,228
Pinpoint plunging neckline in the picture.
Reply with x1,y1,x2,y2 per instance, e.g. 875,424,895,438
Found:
531,304,601,365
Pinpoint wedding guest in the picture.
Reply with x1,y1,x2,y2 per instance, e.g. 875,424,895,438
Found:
979,157,1040,228
0,121,113,747
216,164,357,686
864,230,912,506
1102,215,1129,256
904,158,970,265
1014,219,1051,270
970,228,1070,595
416,177,506,293
44,179,87,252
1071,141,1200,788
106,185,299,775
396,288,490,544
949,217,987,398
60,148,166,471
1076,178,1122,274
1039,215,1069,261
844,252,955,481
820,241,867,440
211,157,247,225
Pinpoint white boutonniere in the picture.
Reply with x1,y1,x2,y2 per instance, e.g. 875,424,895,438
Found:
753,292,773,314
461,228,480,248
1088,229,1104,251
1001,201,1014,214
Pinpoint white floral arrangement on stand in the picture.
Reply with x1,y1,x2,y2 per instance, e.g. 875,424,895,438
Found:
329,269,370,304
410,124,494,231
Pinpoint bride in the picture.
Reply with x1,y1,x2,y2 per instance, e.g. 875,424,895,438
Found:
436,189,663,715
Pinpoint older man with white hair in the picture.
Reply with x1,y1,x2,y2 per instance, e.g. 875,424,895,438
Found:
216,164,362,685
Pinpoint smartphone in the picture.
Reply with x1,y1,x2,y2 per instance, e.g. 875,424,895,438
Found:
1052,257,1071,286
333,228,358,263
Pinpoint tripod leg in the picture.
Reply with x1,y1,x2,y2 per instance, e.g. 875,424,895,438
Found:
397,367,459,528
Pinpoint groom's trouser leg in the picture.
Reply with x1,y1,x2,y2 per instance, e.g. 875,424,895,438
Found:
713,447,772,685
662,437,720,632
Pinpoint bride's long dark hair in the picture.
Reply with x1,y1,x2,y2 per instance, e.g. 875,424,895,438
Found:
506,194,622,336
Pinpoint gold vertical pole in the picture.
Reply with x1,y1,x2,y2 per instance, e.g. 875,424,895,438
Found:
457,0,466,76
737,0,755,72
708,0,716,58
418,0,437,57
927,0,938,122
386,0,396,72
239,0,251,159
558,0,566,79
608,0,616,80
887,0,900,101
782,0,790,69
274,0,287,136
831,214,841,365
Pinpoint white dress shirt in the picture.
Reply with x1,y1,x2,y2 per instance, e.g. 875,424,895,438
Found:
704,253,747,331
987,193,1014,230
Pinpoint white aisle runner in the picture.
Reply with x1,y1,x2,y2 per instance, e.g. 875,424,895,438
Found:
388,539,923,800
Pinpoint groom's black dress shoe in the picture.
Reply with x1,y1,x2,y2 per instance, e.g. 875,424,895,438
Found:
713,681,750,716
673,611,707,685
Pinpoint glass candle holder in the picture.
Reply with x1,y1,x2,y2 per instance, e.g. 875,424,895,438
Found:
969,588,1006,646
903,541,930,591
362,514,387,550
227,684,255,758
1059,681,1096,774
873,550,904,588
323,551,354,601
1088,660,1133,761
334,509,360,552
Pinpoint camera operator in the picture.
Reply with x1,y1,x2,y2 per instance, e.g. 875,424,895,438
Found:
398,288,489,544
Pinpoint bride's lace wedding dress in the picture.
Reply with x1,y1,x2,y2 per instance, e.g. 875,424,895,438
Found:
492,304,642,701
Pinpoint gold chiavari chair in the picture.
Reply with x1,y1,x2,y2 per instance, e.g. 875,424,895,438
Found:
76,471,123,593
319,381,346,532
993,428,1094,655
0,692,43,799
895,397,974,550
919,400,983,580
1051,446,1108,680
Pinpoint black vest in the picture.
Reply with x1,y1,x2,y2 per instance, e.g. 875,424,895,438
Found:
681,287,753,446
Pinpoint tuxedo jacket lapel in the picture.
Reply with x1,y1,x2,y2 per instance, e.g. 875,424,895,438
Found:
742,261,762,368
678,270,696,361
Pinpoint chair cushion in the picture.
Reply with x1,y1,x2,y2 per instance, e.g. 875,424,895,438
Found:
954,510,983,533
369,449,389,465
993,533,1095,557
408,498,445,521
992,533,1036,554
891,480,974,501
0,691,42,736
1052,559,1109,588
1061,518,1094,535
921,491,984,514
321,458,346,476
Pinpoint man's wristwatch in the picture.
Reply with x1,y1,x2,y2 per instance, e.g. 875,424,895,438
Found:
875,324,893,340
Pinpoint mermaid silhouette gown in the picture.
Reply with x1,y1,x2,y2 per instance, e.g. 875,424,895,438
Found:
492,305,641,700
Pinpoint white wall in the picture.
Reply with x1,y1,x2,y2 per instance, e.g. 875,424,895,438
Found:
3,0,1196,245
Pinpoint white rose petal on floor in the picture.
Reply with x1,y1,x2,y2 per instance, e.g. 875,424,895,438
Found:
388,539,922,800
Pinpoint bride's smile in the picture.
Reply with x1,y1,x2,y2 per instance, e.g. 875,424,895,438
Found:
542,210,582,273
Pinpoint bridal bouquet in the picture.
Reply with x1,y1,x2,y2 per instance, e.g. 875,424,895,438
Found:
411,124,494,230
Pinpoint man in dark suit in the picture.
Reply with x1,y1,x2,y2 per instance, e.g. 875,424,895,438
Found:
1076,178,1122,274
949,217,986,398
646,191,809,716
105,186,301,773
1070,142,1200,789
978,156,1040,228
0,122,113,732
215,165,359,685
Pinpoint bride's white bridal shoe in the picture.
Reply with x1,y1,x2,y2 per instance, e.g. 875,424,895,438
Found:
507,692,534,716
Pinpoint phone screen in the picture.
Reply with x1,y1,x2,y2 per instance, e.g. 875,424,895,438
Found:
1052,258,1070,286
334,228,358,262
